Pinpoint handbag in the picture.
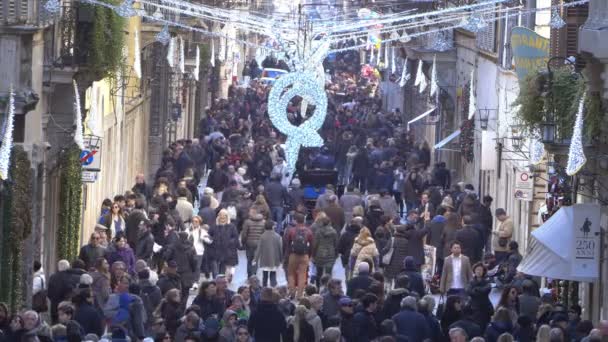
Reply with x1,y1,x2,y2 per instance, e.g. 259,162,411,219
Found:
382,237,395,265
435,294,445,319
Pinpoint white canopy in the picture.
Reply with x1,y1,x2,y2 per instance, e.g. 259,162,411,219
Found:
407,107,436,131
434,130,461,150
517,204,602,282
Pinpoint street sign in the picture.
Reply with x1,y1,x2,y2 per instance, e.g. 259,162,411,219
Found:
514,170,534,201
82,171,98,183
80,138,102,171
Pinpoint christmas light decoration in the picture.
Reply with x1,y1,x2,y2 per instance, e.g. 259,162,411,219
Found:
167,37,175,67
179,37,185,73
193,45,200,81
86,88,100,136
549,9,566,29
0,88,15,180
462,13,488,33
566,92,587,175
44,0,61,14
156,25,171,45
73,80,85,150
268,71,328,173
391,47,397,75
430,55,438,97
370,47,375,65
116,0,137,17
415,59,427,93
529,137,545,165
468,69,476,120
384,43,390,70
377,44,382,67
400,30,412,43
399,57,410,88
210,39,215,67
133,30,142,79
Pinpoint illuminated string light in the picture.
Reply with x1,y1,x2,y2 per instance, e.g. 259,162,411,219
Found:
462,13,488,33
0,87,15,180
566,92,587,175
399,57,410,88
44,0,61,14
73,80,85,150
179,37,185,73
116,0,137,17
549,9,566,29
400,30,412,43
370,46,375,65
430,55,438,97
194,45,200,81
384,43,390,71
529,137,545,165
267,72,328,173
210,39,215,67
167,37,176,67
468,69,476,120
133,30,142,79
156,25,171,45
415,59,427,93
391,47,397,75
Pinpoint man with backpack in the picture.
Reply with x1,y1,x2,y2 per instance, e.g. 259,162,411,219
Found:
284,213,314,298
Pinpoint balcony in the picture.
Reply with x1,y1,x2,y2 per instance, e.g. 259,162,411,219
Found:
0,0,54,28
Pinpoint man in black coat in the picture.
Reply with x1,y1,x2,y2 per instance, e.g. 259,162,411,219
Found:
125,199,148,250
78,232,106,271
156,261,182,296
346,263,374,297
47,260,86,324
480,195,494,252
353,294,379,342
454,215,483,264
248,288,287,342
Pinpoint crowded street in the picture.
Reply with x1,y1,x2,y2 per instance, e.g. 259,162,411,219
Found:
0,0,607,341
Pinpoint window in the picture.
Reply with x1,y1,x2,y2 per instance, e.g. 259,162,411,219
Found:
476,12,497,53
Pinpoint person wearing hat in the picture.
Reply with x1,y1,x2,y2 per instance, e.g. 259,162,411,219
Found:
288,178,305,212
338,296,356,341
157,260,182,296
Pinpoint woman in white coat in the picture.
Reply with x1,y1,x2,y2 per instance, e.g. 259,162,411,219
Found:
188,215,212,288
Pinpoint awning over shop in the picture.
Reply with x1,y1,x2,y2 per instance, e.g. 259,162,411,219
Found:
407,107,436,131
517,204,601,282
434,130,461,149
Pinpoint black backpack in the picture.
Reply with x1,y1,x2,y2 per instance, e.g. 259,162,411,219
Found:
291,228,310,255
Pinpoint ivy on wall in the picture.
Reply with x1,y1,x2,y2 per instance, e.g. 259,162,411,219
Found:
57,146,83,261
514,68,604,141
86,0,126,79
460,119,475,163
0,146,32,312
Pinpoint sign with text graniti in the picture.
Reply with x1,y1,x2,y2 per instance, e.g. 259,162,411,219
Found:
510,27,550,81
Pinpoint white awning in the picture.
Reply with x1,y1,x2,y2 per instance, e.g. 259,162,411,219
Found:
434,130,461,149
517,204,601,282
407,107,436,131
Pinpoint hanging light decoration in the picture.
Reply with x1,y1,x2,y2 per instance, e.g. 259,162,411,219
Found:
468,69,476,120
156,25,171,45
167,37,176,67
432,32,452,52
133,30,142,79
0,87,15,180
384,43,390,70
73,80,85,150
179,37,185,73
430,55,438,97
566,92,587,175
377,44,382,68
399,57,410,88
415,59,427,93
529,137,545,165
115,0,137,17
193,45,200,81
44,0,61,14
549,9,566,29
400,30,412,43
370,46,375,65
462,13,488,33
210,39,216,67
391,47,397,75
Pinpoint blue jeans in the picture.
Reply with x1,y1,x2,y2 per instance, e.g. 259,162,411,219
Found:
271,206,284,234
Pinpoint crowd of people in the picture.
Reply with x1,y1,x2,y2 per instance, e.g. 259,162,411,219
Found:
3,48,607,342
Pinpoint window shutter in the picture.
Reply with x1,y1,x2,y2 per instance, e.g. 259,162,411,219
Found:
476,12,497,53
551,0,588,69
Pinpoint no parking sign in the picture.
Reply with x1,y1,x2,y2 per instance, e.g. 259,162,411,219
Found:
514,170,533,201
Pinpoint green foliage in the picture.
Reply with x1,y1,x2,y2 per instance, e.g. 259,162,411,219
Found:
0,146,32,313
57,146,83,261
514,68,604,141
87,0,126,79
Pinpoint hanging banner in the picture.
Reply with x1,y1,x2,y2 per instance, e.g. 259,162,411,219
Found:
514,170,533,201
571,204,601,280
510,27,550,81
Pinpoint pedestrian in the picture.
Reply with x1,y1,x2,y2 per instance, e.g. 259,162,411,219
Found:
466,262,494,330
90,257,112,309
440,241,473,296
496,285,520,325
79,232,106,271
241,208,267,277
346,263,374,298
312,214,338,288
248,287,288,342
102,275,146,341
441,213,462,268
264,174,289,233
105,233,136,276
157,260,182,296
455,215,483,264
164,231,198,308
323,195,346,234
254,221,283,287
284,213,314,298
135,219,155,263
349,227,379,276
340,185,365,224
428,206,447,274
125,198,148,249
493,208,514,264
100,201,126,241
352,294,379,342
192,281,224,320
73,288,104,337
155,288,184,338
441,295,464,339
399,256,424,297
337,217,363,280
188,216,212,287
485,307,516,342
392,296,430,342
209,209,239,280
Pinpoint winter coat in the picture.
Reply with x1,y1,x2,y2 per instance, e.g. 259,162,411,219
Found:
209,223,239,266
427,215,446,259
254,230,283,269
350,237,379,275
378,196,399,219
403,177,422,204
188,225,212,256
392,308,430,342
346,272,374,297
518,293,541,321
208,169,229,193
466,277,494,329
105,244,136,275
352,309,378,342
442,225,459,259
47,268,84,304
323,204,346,234
384,226,410,280
139,280,162,327
135,230,154,262
175,197,194,224
381,288,409,321
450,318,483,339
364,205,384,234
125,209,148,248
164,235,198,288
100,213,126,241
241,214,266,248
79,244,106,270
192,295,225,320
74,302,104,337
403,225,429,267
340,193,364,222
103,292,146,340
90,271,111,307
248,302,288,342
399,267,425,296
454,225,483,263
312,223,338,268
337,223,361,267
264,180,289,207
159,301,183,336
157,273,182,296
484,321,515,342
493,218,514,253
374,225,392,263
